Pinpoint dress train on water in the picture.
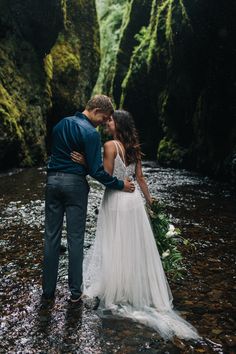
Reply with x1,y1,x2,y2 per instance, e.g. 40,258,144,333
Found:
83,187,199,340
83,142,199,340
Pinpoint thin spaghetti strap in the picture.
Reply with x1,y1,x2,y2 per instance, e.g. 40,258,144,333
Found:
112,140,119,156
115,140,126,165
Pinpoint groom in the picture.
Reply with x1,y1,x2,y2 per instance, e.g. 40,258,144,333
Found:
42,95,135,302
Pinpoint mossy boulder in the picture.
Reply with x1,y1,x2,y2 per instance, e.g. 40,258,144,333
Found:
157,137,188,167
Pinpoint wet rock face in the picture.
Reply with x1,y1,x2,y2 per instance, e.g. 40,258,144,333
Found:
0,0,99,169
113,0,236,179
7,0,64,56
112,0,152,106
48,0,100,128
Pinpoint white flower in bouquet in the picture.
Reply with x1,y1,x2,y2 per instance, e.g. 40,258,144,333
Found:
162,249,170,259
165,224,177,238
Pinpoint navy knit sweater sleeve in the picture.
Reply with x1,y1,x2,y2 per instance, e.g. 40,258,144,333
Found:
84,130,124,189
47,113,124,190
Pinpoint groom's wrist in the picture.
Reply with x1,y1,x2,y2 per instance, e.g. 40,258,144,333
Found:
118,180,124,190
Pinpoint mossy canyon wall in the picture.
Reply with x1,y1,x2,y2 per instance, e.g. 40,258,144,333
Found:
99,0,236,180
0,0,99,168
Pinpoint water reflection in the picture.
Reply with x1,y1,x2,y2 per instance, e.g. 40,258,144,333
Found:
0,166,235,353
37,298,54,333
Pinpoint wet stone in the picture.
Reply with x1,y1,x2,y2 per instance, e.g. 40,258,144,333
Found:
222,335,236,349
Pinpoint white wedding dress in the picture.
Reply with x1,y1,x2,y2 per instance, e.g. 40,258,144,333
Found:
83,141,199,340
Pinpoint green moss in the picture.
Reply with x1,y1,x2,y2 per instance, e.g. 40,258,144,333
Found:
0,84,23,138
120,0,193,134
93,0,128,96
48,0,100,115
166,0,174,43
120,24,150,106
155,0,190,55
104,0,235,178
157,137,187,165
146,0,167,66
44,54,53,106
0,79,42,167
49,34,82,114
0,34,48,167
159,90,169,116
20,153,33,167
51,38,80,75
44,54,53,80
179,0,191,23
0,0,100,168
61,0,67,26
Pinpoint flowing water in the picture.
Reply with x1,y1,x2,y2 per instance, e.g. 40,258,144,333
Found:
0,164,235,353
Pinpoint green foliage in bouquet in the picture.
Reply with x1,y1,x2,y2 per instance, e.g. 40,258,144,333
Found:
147,199,191,279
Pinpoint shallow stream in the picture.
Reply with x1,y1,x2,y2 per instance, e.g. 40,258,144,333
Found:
0,165,235,353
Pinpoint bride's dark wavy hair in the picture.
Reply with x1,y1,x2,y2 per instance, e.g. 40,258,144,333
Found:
113,110,143,164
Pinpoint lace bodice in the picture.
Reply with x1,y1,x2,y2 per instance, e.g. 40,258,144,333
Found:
112,141,136,180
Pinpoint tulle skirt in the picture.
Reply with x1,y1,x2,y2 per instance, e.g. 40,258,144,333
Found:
83,188,199,340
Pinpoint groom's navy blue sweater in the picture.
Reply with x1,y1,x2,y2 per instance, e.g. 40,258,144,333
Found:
47,112,124,190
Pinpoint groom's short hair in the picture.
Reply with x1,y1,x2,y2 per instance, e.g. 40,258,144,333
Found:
86,95,114,114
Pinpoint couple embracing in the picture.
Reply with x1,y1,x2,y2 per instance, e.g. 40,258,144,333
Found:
42,95,199,340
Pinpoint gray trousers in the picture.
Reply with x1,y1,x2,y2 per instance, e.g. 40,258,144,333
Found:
42,172,89,297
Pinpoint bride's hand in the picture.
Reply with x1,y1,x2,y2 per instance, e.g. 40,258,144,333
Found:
71,151,87,166
123,179,135,193
146,197,154,206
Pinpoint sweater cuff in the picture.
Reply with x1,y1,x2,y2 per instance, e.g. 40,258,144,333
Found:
117,180,124,190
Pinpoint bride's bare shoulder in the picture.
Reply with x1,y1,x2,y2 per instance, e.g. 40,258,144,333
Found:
104,140,116,150
103,140,116,157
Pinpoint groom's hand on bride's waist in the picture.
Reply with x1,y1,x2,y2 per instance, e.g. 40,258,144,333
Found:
123,178,135,193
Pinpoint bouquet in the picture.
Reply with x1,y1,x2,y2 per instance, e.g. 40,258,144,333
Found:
146,199,191,279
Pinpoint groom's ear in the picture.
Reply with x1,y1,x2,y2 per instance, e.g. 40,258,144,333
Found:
89,108,99,119
93,108,101,115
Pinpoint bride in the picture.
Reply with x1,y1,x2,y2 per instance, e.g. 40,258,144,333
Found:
71,110,199,340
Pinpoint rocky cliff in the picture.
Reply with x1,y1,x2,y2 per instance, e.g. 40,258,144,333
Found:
0,0,99,168
105,0,236,180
